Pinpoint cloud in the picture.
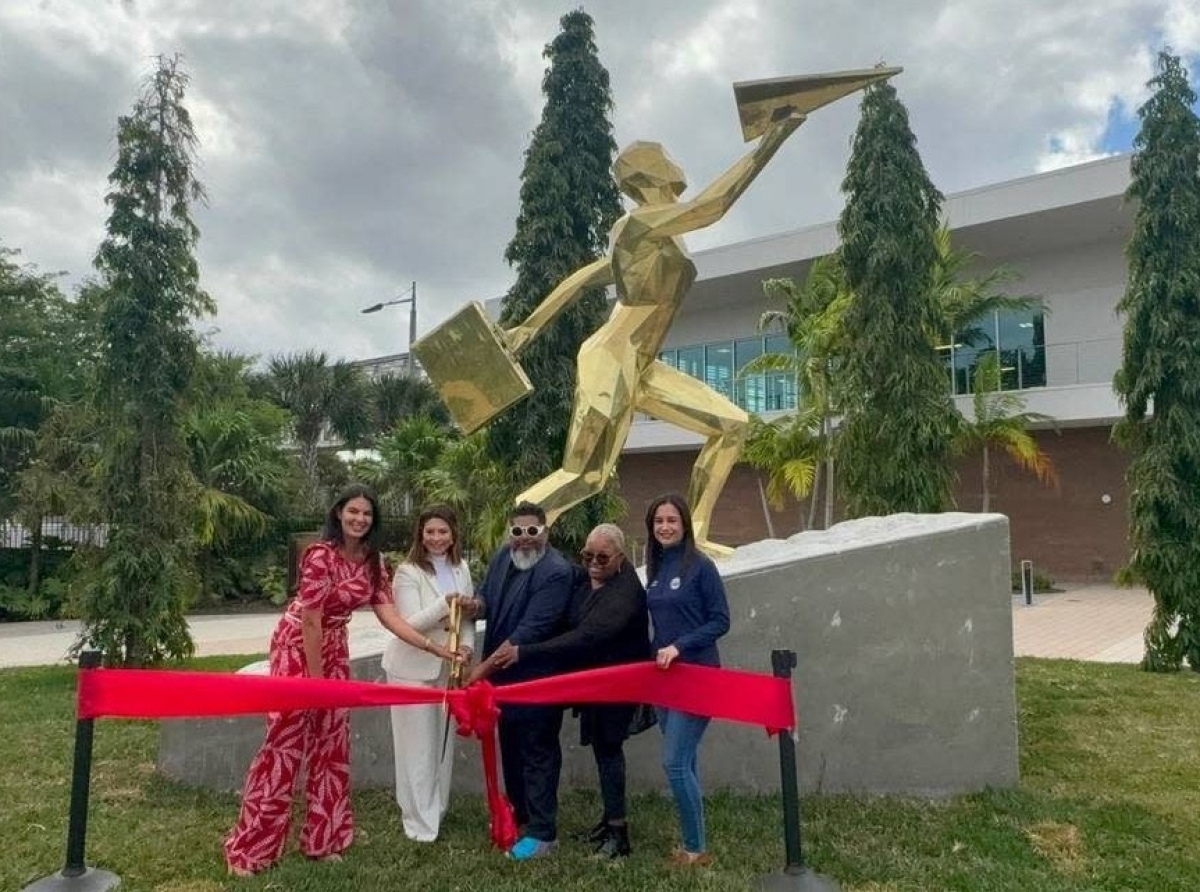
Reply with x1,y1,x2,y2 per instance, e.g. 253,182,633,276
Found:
0,0,1196,363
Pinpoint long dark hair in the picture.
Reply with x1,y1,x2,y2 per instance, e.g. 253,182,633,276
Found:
323,484,385,590
644,492,697,583
406,504,462,572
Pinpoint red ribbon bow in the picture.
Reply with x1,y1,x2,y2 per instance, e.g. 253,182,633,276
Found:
449,681,517,849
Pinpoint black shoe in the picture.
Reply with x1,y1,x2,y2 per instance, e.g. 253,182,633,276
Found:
594,824,631,859
575,819,609,844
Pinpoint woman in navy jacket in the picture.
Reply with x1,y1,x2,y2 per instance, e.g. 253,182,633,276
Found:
644,493,730,867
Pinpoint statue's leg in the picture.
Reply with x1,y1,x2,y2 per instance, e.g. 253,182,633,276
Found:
517,340,638,527
635,361,749,555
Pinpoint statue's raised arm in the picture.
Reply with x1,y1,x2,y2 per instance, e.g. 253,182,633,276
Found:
504,257,614,355
633,109,805,240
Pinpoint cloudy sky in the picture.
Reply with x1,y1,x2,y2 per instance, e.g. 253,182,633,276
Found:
2,0,1198,364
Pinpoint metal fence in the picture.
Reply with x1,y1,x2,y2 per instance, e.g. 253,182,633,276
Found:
0,517,108,549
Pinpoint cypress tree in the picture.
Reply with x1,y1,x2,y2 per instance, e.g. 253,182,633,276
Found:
80,55,212,665
834,80,960,516
1113,50,1200,672
489,9,622,535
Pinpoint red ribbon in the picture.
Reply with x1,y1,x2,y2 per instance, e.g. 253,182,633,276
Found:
448,681,517,848
77,661,793,849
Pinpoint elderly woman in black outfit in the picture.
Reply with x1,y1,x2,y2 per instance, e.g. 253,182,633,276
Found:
484,522,649,858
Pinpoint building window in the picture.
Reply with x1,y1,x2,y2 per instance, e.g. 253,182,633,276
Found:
653,335,798,413
940,308,1045,395
705,343,734,400
762,334,797,411
676,345,704,380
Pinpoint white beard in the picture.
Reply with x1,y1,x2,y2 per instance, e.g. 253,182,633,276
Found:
510,544,546,571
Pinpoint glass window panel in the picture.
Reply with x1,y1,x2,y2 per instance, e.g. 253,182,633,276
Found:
658,349,678,369
735,337,764,412
762,334,796,411
996,308,1046,389
705,342,734,400
676,345,704,380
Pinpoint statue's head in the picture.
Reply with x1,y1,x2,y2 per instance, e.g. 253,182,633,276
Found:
613,141,686,204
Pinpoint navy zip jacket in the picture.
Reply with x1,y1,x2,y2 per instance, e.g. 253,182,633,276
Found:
645,545,730,667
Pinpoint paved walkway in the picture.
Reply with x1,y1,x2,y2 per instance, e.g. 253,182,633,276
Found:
0,584,1154,670
1012,582,1153,663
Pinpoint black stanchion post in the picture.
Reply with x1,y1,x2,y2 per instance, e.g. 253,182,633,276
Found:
1021,559,1034,607
22,650,121,892
756,649,840,892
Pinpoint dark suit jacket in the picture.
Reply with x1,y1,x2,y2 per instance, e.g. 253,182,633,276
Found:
520,562,651,746
477,543,573,685
520,562,649,671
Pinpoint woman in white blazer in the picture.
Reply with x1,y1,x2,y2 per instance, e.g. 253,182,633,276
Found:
382,504,478,841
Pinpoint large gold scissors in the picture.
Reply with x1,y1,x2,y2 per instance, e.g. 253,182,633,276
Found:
440,596,465,760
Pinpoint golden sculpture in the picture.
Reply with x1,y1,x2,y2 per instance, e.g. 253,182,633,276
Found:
415,68,901,555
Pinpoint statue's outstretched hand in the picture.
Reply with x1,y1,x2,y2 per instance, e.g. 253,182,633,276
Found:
504,324,535,355
768,106,806,137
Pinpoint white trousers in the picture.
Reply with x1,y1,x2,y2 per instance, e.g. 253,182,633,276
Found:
387,672,455,841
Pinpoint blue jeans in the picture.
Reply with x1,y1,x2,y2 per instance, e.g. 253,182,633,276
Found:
657,708,711,853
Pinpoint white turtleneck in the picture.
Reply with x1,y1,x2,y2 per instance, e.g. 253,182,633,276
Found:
430,553,457,595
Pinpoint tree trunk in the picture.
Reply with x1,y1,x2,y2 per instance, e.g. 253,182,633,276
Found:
806,461,822,531
981,444,991,513
27,515,43,594
756,475,776,539
301,440,321,511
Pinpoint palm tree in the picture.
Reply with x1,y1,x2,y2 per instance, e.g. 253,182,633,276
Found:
185,404,290,547
183,402,292,603
263,350,372,510
353,414,448,515
740,409,821,535
743,255,850,529
929,225,1043,359
417,431,515,560
955,353,1056,512
371,373,448,432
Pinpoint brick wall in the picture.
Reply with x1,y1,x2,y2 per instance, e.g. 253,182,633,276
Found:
616,425,1129,581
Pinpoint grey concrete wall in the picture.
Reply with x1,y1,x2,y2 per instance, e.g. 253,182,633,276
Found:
158,513,1018,797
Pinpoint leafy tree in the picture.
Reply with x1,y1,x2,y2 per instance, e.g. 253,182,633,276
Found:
353,414,448,515
1113,50,1200,673
488,9,623,531
746,257,852,530
955,353,1056,512
835,79,961,516
0,247,78,517
371,373,448,432
184,352,293,602
420,430,517,561
929,226,1040,348
77,55,212,665
740,409,821,536
263,350,372,510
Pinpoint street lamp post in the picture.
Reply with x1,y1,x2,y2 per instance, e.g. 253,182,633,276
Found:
361,280,418,375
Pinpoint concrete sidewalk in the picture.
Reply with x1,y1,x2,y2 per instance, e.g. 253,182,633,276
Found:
0,610,383,670
0,583,1153,670
1012,582,1152,663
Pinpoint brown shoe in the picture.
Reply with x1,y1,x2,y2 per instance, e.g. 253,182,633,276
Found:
669,848,713,867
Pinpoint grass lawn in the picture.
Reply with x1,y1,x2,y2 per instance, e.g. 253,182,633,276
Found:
4,657,1199,891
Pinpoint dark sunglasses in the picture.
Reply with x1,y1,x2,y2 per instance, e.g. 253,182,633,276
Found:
579,550,618,567
510,524,545,538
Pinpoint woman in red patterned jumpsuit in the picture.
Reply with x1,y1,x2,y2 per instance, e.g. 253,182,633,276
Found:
224,485,461,876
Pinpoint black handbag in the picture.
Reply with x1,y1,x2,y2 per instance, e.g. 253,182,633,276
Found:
627,702,658,736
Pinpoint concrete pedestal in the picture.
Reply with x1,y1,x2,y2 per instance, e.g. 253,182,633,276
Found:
159,513,1018,797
